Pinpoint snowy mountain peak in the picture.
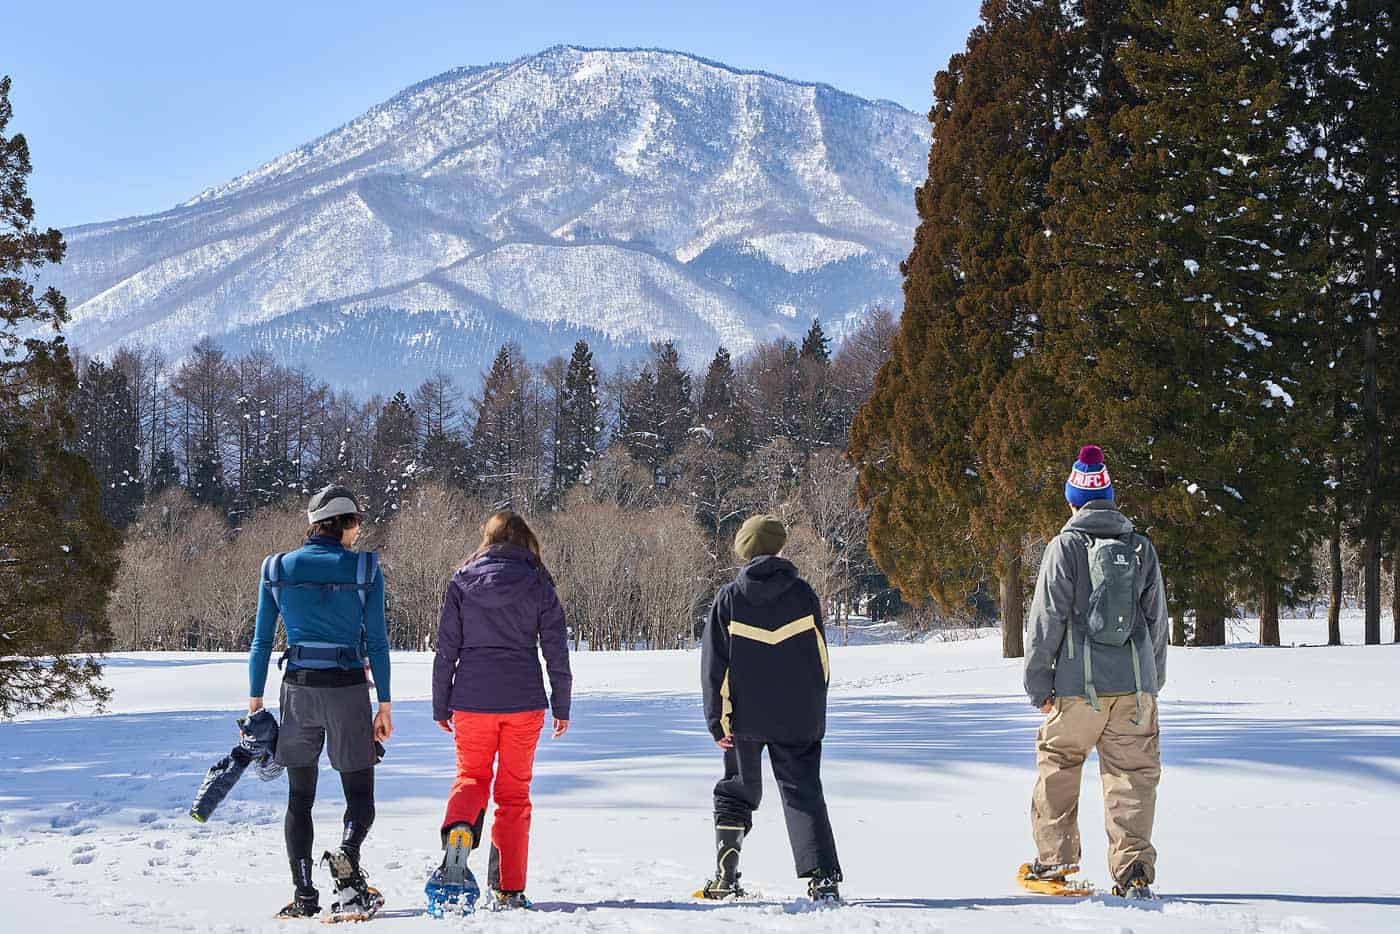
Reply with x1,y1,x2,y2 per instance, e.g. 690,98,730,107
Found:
51,46,928,395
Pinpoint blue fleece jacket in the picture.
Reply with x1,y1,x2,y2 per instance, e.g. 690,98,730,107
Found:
248,536,391,703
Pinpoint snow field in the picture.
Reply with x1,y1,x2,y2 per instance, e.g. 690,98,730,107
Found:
0,616,1397,932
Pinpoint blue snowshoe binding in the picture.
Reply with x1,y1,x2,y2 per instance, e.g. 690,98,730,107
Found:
426,824,480,918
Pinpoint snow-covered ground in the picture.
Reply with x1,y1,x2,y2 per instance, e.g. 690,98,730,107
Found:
1,615,1397,932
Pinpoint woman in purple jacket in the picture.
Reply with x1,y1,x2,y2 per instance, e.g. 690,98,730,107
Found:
430,511,571,911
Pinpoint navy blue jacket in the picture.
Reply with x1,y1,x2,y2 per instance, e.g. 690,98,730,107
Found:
433,544,572,722
702,556,829,744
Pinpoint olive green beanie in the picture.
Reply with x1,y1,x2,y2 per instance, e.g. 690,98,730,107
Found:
734,514,788,561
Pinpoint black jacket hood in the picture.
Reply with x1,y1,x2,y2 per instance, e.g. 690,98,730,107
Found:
735,555,801,605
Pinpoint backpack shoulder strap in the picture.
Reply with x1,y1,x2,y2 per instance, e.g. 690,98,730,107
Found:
355,551,379,612
261,553,286,612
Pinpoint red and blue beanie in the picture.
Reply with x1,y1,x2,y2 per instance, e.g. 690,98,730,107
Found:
1066,445,1114,508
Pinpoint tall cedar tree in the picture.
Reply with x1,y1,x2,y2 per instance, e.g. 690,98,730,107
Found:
850,0,1079,657
557,341,602,490
0,76,119,717
1308,0,1400,644
1038,0,1319,645
73,358,145,528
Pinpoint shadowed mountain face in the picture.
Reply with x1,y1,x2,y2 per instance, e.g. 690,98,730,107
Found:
48,46,926,394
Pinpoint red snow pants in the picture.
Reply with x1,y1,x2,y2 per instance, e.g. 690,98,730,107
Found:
441,709,546,891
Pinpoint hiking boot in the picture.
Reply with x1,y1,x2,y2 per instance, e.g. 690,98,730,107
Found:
806,871,842,903
322,849,385,921
275,888,320,919
491,889,533,910
1112,861,1154,900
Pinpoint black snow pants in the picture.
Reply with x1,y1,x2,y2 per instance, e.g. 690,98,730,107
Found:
713,740,840,878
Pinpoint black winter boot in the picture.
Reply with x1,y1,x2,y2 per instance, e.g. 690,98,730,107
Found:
806,869,842,903
696,825,746,899
276,856,320,918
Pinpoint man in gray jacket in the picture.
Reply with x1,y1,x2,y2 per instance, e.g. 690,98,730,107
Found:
1021,445,1168,899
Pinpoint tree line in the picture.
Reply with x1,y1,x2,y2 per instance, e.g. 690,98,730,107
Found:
849,0,1400,655
85,313,901,654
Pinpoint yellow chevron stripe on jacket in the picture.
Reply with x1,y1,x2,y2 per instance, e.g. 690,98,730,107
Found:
729,615,829,684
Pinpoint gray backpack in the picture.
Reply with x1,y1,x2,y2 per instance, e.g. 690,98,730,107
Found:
1068,531,1146,722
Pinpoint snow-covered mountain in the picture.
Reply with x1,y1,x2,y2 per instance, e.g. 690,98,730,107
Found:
49,46,927,394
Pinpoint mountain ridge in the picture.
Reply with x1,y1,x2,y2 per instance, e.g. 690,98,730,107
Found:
50,45,927,395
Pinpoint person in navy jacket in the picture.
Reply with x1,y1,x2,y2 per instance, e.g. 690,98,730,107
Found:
698,514,842,902
432,510,571,909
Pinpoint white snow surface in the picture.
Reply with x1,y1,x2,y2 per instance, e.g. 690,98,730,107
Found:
1,616,1397,932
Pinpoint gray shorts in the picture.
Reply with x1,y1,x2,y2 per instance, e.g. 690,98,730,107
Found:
277,681,376,772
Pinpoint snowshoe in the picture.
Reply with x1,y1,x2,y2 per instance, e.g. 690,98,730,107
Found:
490,890,533,911
1017,860,1095,897
806,873,842,905
321,849,385,923
693,875,747,900
425,825,480,918
1111,862,1155,900
276,890,320,919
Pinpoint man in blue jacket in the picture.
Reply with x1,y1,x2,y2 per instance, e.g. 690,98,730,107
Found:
698,515,842,902
248,484,393,921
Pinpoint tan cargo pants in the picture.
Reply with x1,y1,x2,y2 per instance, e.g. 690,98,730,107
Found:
1031,694,1160,883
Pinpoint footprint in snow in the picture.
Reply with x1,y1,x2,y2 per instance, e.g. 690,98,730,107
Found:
28,867,52,877
72,852,96,865
138,812,159,824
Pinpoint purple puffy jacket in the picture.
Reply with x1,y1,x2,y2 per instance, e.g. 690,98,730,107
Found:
432,543,572,722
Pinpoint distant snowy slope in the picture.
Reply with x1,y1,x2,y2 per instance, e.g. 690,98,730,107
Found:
47,47,926,393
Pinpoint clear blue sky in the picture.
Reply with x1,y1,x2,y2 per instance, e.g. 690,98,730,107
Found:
4,0,982,230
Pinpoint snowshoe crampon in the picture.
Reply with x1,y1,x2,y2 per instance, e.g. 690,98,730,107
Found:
693,875,747,900
806,874,842,905
321,849,385,924
425,826,480,918
1111,862,1155,900
1016,861,1095,897
277,891,320,919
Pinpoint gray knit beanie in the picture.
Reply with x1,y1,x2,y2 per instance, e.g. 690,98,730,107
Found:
734,514,788,561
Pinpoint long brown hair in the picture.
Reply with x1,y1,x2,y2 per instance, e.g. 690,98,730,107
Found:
466,511,544,570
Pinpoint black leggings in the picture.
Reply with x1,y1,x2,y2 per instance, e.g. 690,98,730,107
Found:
285,764,376,865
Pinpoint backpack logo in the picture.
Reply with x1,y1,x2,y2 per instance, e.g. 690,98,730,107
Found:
1114,554,1130,566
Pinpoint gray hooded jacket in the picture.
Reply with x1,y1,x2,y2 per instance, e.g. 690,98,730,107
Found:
1023,500,1169,707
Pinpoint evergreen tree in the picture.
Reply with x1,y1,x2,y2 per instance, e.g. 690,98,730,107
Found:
188,431,227,508
850,0,1081,657
618,366,661,477
369,392,419,518
73,358,145,528
557,341,602,490
652,341,694,468
0,75,119,717
1305,0,1400,644
467,343,537,508
799,318,831,363
1037,0,1322,645
697,346,754,458
149,448,180,493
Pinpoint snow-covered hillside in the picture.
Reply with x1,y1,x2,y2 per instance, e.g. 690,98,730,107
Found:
1,616,1396,932
45,47,926,394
